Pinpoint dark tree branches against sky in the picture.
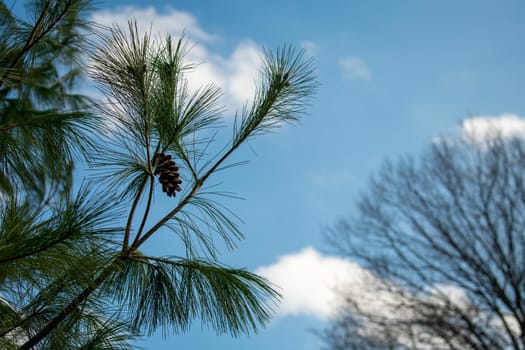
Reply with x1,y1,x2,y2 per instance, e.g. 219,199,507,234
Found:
322,134,525,350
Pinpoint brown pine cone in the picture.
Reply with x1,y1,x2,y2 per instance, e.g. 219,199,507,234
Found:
153,152,182,197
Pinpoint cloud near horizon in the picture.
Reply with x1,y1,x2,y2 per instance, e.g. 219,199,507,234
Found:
90,6,263,111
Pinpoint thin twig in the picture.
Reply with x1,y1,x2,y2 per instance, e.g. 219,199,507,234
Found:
131,174,155,247
122,177,147,250
178,145,198,181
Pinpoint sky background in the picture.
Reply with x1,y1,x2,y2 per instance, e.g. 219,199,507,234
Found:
13,0,525,349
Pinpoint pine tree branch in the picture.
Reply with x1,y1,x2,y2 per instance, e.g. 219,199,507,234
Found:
0,309,41,339
0,111,86,132
122,177,147,250
133,119,250,250
132,123,260,249
13,37,315,347
0,0,74,88
18,256,123,350
125,54,152,249
132,178,203,249
131,60,294,249
0,0,52,88
0,120,47,132
131,174,155,247
177,145,198,182
0,231,72,265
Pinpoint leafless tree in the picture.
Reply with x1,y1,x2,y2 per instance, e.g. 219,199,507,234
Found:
322,134,525,350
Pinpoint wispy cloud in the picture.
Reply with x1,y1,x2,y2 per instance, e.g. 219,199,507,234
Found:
300,40,320,58
90,6,263,111
307,167,355,190
338,56,371,81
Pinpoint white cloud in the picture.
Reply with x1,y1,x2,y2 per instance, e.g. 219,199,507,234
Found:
255,247,375,319
254,247,428,322
91,6,214,42
461,113,525,141
183,40,262,110
90,6,263,111
339,56,371,80
254,247,474,320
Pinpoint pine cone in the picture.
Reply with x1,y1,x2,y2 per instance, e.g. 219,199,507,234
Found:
153,152,182,197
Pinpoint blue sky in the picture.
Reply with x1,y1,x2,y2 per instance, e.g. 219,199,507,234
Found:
14,0,525,348
91,1,525,349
